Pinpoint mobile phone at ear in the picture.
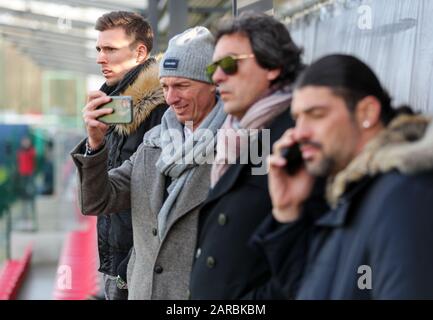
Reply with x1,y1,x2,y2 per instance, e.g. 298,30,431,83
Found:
281,143,304,175
97,96,133,124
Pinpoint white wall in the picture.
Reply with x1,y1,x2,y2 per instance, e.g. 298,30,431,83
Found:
288,0,433,114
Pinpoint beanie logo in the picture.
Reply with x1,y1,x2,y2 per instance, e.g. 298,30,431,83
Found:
163,59,179,70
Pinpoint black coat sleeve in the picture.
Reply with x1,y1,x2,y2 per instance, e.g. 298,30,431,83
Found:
245,178,329,300
246,216,311,299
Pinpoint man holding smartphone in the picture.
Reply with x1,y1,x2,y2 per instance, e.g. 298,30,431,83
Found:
71,26,226,299
85,11,167,300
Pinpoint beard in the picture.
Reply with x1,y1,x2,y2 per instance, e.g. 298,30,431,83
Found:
300,141,335,177
306,155,335,177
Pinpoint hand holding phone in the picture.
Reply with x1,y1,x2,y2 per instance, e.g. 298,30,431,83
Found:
280,143,304,175
268,131,313,223
97,96,133,124
83,91,112,149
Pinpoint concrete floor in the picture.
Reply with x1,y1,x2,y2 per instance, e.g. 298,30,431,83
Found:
17,263,58,300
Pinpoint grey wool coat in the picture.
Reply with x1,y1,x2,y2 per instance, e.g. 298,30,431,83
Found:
71,138,212,299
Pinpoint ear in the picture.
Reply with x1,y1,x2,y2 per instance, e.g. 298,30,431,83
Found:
355,96,382,130
266,68,281,81
136,43,148,63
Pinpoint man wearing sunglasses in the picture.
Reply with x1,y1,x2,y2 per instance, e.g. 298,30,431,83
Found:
189,12,304,299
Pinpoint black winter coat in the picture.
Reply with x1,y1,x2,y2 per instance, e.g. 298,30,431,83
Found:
189,110,294,299
255,172,433,299
252,115,433,299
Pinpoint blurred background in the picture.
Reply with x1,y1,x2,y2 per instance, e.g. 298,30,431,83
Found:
0,0,432,300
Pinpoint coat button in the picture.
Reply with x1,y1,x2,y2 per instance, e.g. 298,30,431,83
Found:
195,248,201,259
152,228,158,236
218,213,227,226
206,256,216,268
154,265,163,274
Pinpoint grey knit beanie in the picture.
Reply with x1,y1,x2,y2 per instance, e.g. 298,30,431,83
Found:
159,26,215,83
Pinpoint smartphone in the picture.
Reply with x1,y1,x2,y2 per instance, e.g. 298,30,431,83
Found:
97,96,133,124
281,143,304,175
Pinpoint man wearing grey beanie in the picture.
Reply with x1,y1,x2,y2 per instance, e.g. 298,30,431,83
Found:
71,26,226,299
160,26,215,84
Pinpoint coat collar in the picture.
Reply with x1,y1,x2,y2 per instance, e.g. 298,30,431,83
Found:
162,164,212,240
138,146,212,239
316,177,372,227
113,54,166,136
327,114,433,208
205,111,295,205
205,161,246,205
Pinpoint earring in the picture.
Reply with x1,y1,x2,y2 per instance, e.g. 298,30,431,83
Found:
362,120,371,129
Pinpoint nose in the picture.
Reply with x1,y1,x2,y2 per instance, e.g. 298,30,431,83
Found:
165,87,180,106
211,66,228,85
96,50,107,64
293,116,312,143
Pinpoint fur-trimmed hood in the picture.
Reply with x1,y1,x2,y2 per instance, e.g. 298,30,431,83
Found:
114,54,165,135
327,114,433,207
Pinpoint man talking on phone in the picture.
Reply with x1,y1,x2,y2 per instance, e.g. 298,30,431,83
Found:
265,55,433,299
81,11,167,300
71,26,226,299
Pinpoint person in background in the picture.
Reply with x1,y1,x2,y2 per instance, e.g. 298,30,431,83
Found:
39,140,54,195
16,136,37,231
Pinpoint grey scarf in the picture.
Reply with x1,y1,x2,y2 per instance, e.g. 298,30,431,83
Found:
142,97,226,239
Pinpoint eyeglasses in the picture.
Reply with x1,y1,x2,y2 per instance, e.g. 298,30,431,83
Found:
206,54,255,81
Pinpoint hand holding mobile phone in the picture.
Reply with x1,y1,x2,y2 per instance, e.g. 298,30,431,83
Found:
280,143,304,175
97,96,133,124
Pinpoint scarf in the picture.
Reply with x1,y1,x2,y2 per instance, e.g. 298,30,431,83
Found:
142,97,226,239
210,86,292,187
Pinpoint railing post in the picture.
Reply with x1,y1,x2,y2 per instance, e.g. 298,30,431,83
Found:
6,208,11,260
232,0,238,17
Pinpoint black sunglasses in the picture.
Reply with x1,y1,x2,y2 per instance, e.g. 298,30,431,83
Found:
206,54,255,81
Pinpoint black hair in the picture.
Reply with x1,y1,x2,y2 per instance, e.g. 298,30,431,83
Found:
295,54,412,125
215,11,304,88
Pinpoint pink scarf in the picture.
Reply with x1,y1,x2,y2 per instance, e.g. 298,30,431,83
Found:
210,87,292,187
